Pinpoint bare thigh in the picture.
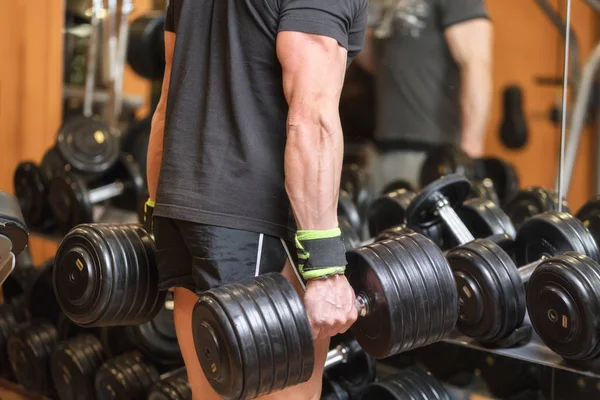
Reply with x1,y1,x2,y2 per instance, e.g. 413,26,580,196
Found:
172,261,330,400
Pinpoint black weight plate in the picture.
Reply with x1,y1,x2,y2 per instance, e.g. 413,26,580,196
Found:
40,147,66,185
112,354,144,396
7,320,57,394
123,353,159,394
480,157,520,206
0,304,22,379
577,196,600,249
2,259,36,305
27,260,62,326
53,224,123,327
48,172,93,231
56,312,100,340
456,198,516,245
110,154,147,211
381,179,416,195
122,116,151,183
367,189,416,237
407,174,471,229
467,179,500,205
361,368,452,400
448,240,524,343
474,352,538,398
13,162,52,229
419,143,477,188
504,187,570,229
127,12,166,80
56,116,120,175
375,225,416,242
340,216,361,250
338,190,362,233
127,225,164,323
515,212,598,265
341,163,371,216
527,253,600,360
415,342,474,386
322,374,351,400
328,345,376,395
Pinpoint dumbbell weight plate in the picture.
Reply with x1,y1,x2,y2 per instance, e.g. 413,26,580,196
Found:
109,154,147,211
48,172,95,230
127,12,166,80
341,164,371,216
13,162,52,229
0,304,23,378
375,225,416,242
41,147,67,184
193,273,314,400
147,369,191,400
381,179,416,195
338,190,362,233
56,116,120,175
448,239,524,343
322,374,351,400
328,349,376,397
576,196,600,248
527,253,600,360
457,198,516,240
340,217,361,250
367,189,416,237
467,179,500,205
480,157,519,206
27,259,62,326
407,174,471,229
516,212,600,265
504,187,570,229
361,368,452,400
346,233,457,357
419,144,477,188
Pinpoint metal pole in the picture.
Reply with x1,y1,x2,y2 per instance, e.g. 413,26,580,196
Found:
557,0,572,212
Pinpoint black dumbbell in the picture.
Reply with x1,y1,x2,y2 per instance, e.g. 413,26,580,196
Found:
415,342,475,387
576,196,600,247
338,190,362,234
56,312,101,341
56,116,121,176
367,188,416,238
477,157,520,206
0,304,26,379
447,212,599,344
192,232,458,399
7,319,58,394
127,12,166,80
51,334,105,400
122,115,152,183
147,368,191,400
324,339,376,398
341,164,372,219
472,351,539,399
1,250,36,306
41,147,67,185
380,179,416,196
26,259,62,326
322,374,351,400
0,191,29,285
94,352,160,400
467,178,500,205
13,162,55,231
53,223,164,328
504,186,570,229
360,367,453,400
455,197,517,243
419,144,477,188
48,154,146,231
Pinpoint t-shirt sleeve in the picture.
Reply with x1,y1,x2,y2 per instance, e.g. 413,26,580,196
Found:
278,0,368,50
438,0,489,28
164,0,178,32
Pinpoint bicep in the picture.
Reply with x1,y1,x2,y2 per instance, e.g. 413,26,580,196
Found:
276,31,348,113
445,19,492,67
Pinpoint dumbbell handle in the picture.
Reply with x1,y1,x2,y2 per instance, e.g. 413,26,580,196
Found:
436,197,476,245
89,181,125,204
518,257,552,284
324,342,360,369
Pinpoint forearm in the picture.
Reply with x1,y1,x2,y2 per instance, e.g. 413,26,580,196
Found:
285,107,344,231
460,63,492,157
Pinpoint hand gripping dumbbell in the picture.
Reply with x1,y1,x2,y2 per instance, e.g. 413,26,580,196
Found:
447,211,600,345
53,223,165,328
361,367,453,400
503,186,570,229
48,154,146,231
191,232,458,400
406,174,516,250
51,334,105,400
0,191,29,286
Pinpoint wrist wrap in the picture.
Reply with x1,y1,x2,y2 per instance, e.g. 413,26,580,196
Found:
143,199,155,232
295,228,347,280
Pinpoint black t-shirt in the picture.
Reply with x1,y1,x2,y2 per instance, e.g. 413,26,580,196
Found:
156,0,368,240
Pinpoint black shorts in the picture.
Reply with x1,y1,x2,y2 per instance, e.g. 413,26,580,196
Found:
153,217,298,293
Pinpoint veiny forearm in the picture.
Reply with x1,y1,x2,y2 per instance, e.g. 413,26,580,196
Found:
285,107,344,231
460,62,492,157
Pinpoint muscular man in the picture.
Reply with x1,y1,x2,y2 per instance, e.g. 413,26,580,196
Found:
146,1,368,399
356,0,493,191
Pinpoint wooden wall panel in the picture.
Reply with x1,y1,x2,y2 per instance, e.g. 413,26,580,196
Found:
485,0,598,210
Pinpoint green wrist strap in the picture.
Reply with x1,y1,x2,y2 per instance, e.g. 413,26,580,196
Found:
295,228,347,280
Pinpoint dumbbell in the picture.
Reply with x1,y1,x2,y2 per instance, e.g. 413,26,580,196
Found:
127,12,166,80
322,374,351,400
472,351,539,399
380,179,416,195
454,197,516,243
147,368,191,400
340,164,372,220
0,191,29,286
476,157,520,206
26,259,62,326
94,351,160,400
576,196,600,247
367,188,416,238
419,143,478,188
447,212,600,344
467,178,500,205
122,115,152,183
51,334,105,400
504,186,570,229
48,154,146,231
7,319,58,394
1,251,36,305
0,304,26,379
13,162,55,231
338,190,362,234
324,339,376,398
360,367,452,400
192,231,458,399
53,223,164,328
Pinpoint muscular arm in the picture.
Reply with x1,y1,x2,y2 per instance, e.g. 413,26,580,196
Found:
354,28,375,74
445,19,493,158
277,32,348,231
146,31,175,200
